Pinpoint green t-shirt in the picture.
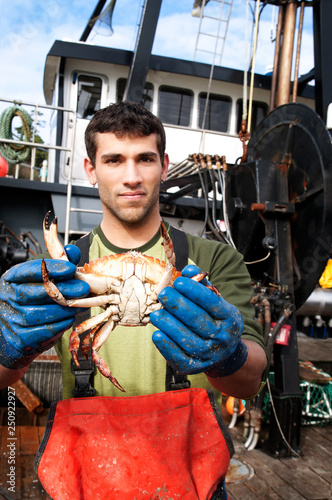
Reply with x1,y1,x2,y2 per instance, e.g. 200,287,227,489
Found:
55,223,265,404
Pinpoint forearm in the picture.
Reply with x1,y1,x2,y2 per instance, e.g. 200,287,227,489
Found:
0,364,29,389
206,340,267,399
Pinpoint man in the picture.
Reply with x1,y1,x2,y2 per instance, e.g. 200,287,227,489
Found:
0,101,267,499
0,101,266,400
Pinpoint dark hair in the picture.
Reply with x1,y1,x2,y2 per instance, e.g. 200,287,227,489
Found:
85,101,166,166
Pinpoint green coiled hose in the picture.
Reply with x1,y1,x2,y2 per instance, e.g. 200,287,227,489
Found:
0,106,32,163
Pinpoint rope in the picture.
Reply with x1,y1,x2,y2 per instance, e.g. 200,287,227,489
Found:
0,106,32,163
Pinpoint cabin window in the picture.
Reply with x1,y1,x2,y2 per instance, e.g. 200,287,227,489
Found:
236,99,268,134
158,86,193,127
116,78,153,110
198,93,231,132
76,75,102,119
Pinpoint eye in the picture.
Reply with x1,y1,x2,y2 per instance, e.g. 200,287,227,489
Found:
105,156,122,165
140,155,157,164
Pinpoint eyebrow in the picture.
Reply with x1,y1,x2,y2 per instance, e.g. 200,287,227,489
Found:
100,153,122,161
100,151,159,161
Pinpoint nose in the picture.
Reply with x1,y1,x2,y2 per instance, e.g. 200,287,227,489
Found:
122,161,143,186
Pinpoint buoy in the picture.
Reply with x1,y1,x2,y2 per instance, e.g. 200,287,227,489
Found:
0,155,8,177
226,396,246,416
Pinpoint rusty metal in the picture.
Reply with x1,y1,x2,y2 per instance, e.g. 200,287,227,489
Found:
270,4,284,110
225,458,254,484
276,1,297,106
251,202,265,212
238,118,250,163
12,379,44,413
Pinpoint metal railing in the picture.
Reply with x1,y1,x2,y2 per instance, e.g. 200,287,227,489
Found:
0,97,76,183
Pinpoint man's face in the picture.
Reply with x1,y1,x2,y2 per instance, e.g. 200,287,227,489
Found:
84,132,168,227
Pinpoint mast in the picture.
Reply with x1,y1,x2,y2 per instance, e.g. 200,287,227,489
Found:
123,0,163,103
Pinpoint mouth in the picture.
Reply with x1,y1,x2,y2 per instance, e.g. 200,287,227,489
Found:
120,191,146,201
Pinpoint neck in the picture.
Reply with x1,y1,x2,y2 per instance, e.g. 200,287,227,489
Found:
100,214,162,249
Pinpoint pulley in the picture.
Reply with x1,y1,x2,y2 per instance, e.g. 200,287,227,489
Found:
227,103,332,310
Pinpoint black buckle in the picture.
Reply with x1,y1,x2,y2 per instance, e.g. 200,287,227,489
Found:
165,364,191,391
71,357,96,397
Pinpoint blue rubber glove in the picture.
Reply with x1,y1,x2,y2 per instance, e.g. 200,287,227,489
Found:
0,245,89,369
150,265,248,377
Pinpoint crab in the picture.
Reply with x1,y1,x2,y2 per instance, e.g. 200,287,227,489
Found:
41,211,214,392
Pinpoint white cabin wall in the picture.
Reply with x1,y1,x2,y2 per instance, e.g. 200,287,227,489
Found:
53,56,315,185
47,69,60,183
58,59,130,186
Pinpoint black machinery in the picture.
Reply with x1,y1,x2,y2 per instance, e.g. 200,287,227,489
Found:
228,102,332,454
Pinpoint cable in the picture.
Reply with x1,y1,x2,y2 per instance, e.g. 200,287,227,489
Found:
245,251,271,265
220,169,237,249
196,164,210,238
266,377,301,458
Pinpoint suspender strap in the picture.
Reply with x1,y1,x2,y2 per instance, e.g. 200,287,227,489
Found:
170,225,189,273
166,226,191,391
165,363,191,391
76,232,91,266
71,233,96,397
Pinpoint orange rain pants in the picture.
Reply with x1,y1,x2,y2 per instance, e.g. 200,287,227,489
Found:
35,388,233,499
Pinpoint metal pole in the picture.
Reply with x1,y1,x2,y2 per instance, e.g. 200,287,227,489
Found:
123,0,163,103
269,5,284,111
276,0,297,107
292,1,305,103
79,0,108,42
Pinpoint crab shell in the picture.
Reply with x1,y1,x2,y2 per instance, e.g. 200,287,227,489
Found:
77,252,180,293
74,251,181,326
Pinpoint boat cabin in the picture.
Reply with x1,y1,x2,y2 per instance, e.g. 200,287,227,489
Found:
43,40,315,187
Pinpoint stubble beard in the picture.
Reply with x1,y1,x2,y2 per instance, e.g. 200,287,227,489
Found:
99,184,160,228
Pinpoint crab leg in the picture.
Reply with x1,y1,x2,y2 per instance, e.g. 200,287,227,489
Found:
41,259,69,306
81,327,99,360
42,258,121,308
43,211,68,260
153,263,175,296
79,320,124,392
190,271,220,296
160,223,220,296
160,222,176,267
90,319,125,392
69,306,118,365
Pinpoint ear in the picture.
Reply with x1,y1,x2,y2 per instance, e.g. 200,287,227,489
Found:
84,157,97,186
161,153,169,182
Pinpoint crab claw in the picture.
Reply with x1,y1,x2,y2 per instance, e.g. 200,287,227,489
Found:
160,221,176,267
190,271,221,296
43,210,68,260
41,259,69,306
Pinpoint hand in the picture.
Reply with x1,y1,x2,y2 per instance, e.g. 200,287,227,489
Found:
150,265,247,377
0,245,89,369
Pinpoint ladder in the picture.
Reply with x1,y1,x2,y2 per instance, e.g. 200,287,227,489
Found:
193,0,233,66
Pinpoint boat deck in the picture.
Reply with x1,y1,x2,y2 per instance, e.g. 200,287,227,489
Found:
226,421,331,500
0,409,330,500
0,334,331,499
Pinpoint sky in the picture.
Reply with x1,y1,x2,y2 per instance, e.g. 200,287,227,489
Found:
0,0,314,107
